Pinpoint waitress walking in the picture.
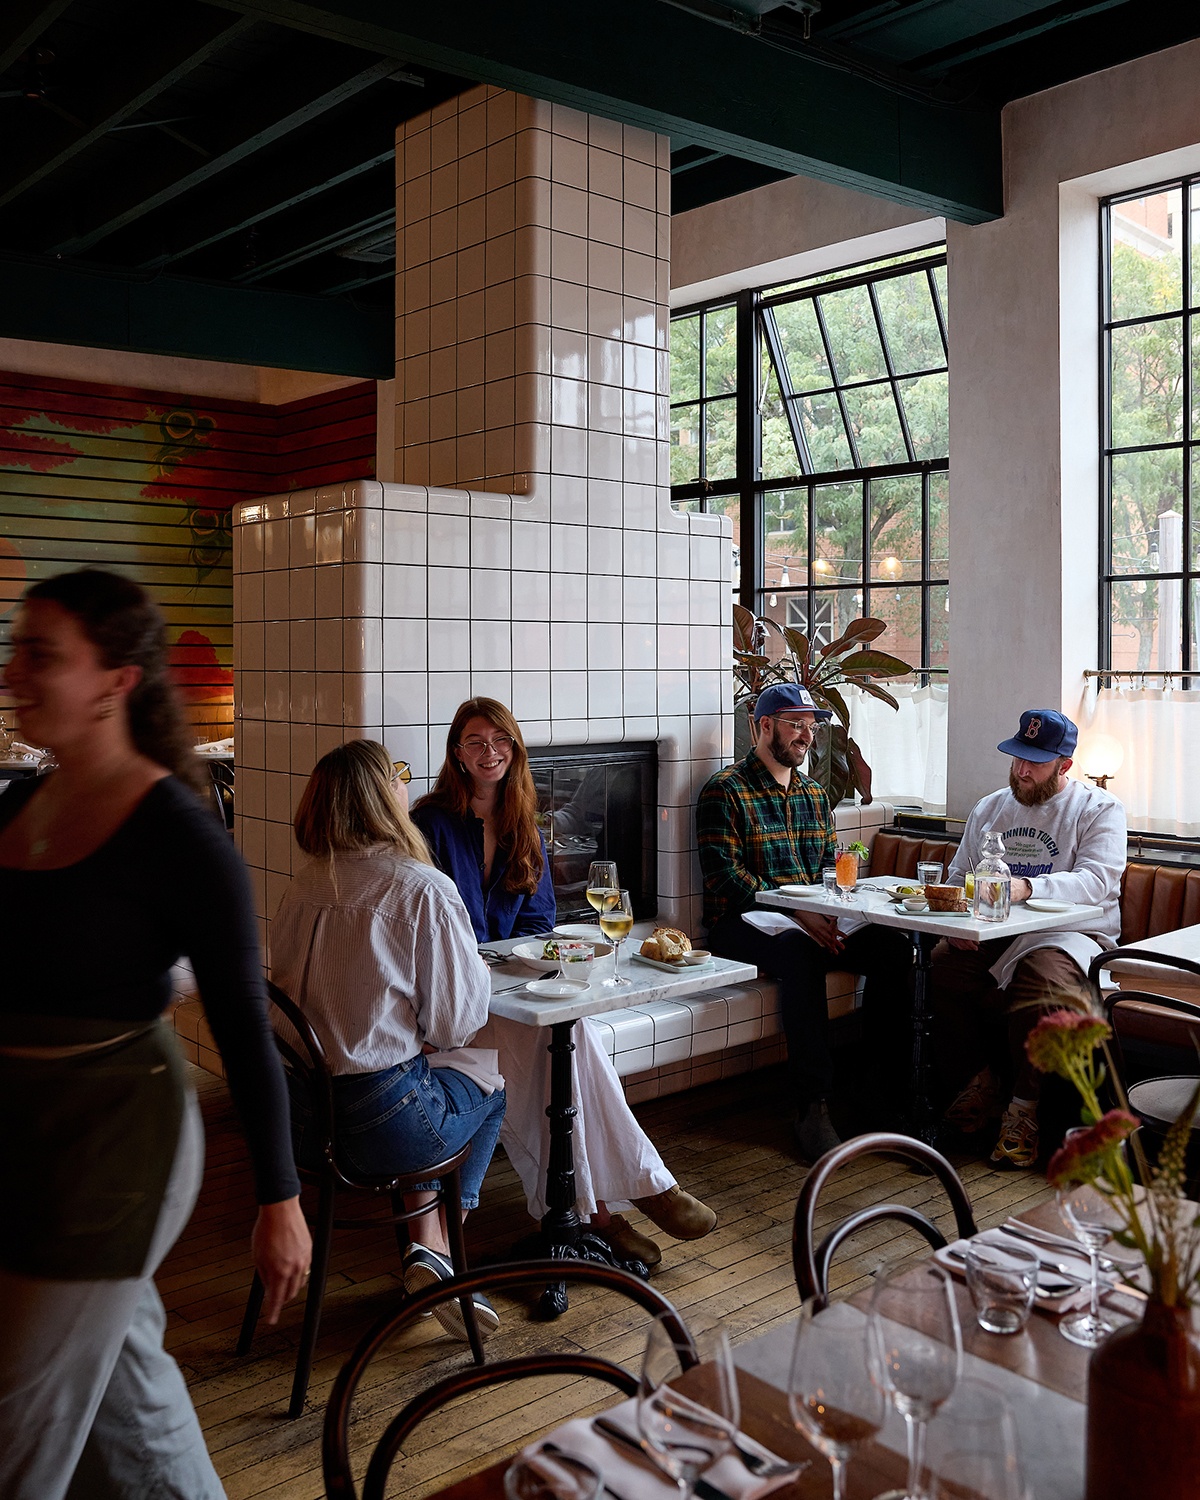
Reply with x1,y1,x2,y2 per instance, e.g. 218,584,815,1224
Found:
0,570,310,1500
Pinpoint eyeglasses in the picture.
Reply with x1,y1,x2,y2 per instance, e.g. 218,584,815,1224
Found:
391,761,412,785
770,715,816,734
458,734,515,755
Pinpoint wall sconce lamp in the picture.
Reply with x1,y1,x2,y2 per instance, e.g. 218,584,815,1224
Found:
1080,733,1124,790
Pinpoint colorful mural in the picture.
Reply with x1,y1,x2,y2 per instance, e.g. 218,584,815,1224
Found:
0,373,376,737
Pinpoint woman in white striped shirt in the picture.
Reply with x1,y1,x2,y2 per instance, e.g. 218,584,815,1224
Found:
270,740,507,1340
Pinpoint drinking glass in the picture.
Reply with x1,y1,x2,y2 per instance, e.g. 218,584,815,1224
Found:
599,888,634,987
867,1264,962,1500
835,848,858,903
964,1242,1038,1334
917,861,943,887
822,866,840,897
1057,1175,1123,1347
788,1299,886,1500
504,1448,601,1500
637,1316,738,1498
586,861,619,926
926,1378,1026,1500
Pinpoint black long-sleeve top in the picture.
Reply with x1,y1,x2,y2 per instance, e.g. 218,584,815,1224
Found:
0,775,299,1204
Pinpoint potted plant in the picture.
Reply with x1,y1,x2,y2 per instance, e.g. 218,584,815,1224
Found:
1025,1009,1200,1500
732,606,914,805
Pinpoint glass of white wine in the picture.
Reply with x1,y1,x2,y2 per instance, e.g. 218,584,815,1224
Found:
599,888,633,988
586,860,619,929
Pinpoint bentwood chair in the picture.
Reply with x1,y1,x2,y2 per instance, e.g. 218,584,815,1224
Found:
793,1132,978,1307
236,982,485,1418
322,1261,698,1500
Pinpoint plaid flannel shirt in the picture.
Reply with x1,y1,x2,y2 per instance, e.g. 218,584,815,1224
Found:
696,751,836,929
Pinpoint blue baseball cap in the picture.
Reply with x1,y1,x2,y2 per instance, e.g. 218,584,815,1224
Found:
753,684,833,722
997,709,1078,764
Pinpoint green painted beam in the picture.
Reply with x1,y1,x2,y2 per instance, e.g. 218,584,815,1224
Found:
208,0,1002,222
0,254,392,377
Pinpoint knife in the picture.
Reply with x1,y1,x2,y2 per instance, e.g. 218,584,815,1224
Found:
592,1416,735,1500
1001,1219,1122,1275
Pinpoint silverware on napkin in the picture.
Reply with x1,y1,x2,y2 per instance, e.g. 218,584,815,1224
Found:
591,1416,735,1500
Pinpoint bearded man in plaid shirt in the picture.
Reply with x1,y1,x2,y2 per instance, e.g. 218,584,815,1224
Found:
698,684,911,1161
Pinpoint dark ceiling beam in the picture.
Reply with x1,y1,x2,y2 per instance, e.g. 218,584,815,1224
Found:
0,0,74,78
909,0,1129,73
0,252,392,376
235,209,393,285
817,0,947,44
49,54,402,257
205,0,1002,222
0,14,256,210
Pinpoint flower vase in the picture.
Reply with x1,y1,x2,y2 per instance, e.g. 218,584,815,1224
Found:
1086,1301,1200,1500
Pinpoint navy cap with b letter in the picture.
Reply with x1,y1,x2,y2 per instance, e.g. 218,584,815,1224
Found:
753,683,833,722
997,708,1078,764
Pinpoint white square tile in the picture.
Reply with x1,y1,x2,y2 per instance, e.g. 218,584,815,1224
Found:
623,670,656,717
549,620,587,670
511,670,551,721
263,569,289,621
550,669,587,719
384,518,427,565
428,617,471,671
512,569,550,620
471,619,511,671
428,510,470,565
624,575,656,622
471,568,511,619
587,573,624,623
550,571,587,621
428,671,473,722
587,621,622,659
511,519,550,570
657,624,689,670
588,670,622,717
383,672,429,725
512,619,550,669
470,515,511,569
428,566,471,617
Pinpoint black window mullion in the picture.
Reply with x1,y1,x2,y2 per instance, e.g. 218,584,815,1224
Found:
758,305,813,474
1185,182,1194,674
928,265,949,361
812,294,862,469
736,287,758,612
921,470,931,673
1100,197,1114,673
868,280,916,464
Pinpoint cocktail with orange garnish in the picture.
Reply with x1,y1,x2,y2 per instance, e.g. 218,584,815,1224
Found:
834,841,869,902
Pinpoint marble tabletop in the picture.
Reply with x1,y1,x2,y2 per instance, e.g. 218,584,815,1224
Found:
758,874,1103,942
1112,922,1200,968
484,923,757,1027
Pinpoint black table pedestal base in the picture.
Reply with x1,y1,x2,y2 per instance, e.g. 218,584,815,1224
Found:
901,930,945,1149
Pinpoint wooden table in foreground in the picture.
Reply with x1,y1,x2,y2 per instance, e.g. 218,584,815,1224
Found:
429,1199,1129,1500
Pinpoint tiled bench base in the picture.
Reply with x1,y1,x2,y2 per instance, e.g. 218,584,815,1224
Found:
167,969,862,1108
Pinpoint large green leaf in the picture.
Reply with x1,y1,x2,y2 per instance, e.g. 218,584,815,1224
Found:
817,683,852,730
847,735,873,805
839,649,915,678
848,679,901,711
732,603,758,653
781,627,812,677
819,616,888,663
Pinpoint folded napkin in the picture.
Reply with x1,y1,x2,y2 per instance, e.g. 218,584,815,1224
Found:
936,1227,1110,1314
537,1397,795,1500
742,908,870,939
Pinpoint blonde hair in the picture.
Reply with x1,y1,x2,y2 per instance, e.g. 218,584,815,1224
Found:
294,740,432,864
414,697,544,895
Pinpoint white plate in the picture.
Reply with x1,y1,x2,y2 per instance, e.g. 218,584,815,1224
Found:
631,951,715,974
554,922,606,939
1026,898,1074,913
525,977,590,999
511,938,611,972
776,883,823,897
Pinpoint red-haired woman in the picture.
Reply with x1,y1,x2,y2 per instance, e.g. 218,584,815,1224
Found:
413,697,716,1269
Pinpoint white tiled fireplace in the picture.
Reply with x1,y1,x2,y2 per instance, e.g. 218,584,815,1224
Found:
232,87,734,946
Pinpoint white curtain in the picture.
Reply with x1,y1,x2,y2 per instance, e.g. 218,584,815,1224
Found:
1077,687,1200,837
845,681,948,812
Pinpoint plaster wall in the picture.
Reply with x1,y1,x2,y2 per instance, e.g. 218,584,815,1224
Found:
947,36,1200,815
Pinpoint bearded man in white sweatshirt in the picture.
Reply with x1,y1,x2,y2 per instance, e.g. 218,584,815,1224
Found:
932,709,1126,1169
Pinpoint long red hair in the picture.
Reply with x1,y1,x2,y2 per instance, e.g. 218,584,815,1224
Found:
414,698,545,895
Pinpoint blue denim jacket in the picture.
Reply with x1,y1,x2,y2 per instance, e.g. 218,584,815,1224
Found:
412,804,557,943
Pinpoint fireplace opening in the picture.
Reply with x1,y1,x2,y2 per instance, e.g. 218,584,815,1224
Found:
528,742,658,923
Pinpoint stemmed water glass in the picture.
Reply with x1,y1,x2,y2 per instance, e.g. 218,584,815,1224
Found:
788,1299,886,1500
925,1378,1027,1500
599,888,633,987
637,1317,739,1499
867,1264,963,1500
1057,1173,1123,1347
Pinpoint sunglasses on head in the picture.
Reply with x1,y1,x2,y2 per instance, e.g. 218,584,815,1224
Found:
391,761,412,785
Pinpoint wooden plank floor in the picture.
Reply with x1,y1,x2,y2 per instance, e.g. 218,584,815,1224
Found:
163,1064,1053,1499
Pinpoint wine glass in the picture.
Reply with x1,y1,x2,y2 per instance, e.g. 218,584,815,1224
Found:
504,1447,602,1500
867,1264,962,1500
788,1299,886,1500
926,1378,1026,1500
637,1316,739,1498
1057,1175,1123,1348
599,888,633,988
586,861,619,928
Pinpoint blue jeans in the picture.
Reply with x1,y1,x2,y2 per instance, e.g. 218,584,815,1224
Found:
291,1056,505,1210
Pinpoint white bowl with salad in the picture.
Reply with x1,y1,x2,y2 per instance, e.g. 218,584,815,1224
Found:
510,937,612,975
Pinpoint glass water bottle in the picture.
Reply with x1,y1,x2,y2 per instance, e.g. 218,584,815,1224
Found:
973,831,1012,923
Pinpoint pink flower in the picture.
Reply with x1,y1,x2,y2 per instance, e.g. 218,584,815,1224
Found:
1025,1009,1111,1078
1047,1110,1139,1188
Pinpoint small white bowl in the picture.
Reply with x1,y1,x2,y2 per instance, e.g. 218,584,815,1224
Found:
682,949,712,965
902,897,930,913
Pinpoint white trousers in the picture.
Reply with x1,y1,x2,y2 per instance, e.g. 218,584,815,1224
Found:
0,1094,225,1500
481,1014,675,1219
